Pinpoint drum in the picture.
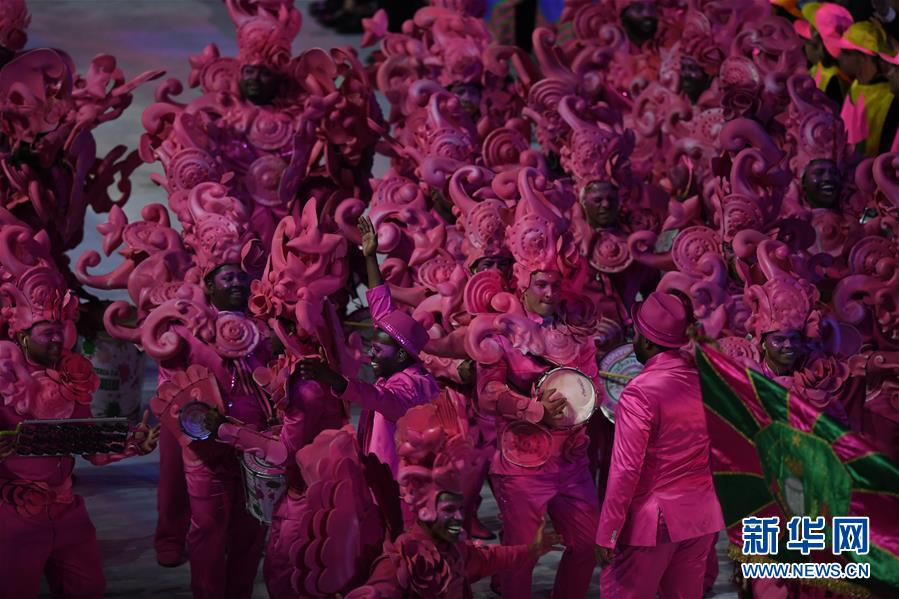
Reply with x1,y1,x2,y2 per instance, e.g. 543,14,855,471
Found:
179,401,214,441
535,367,597,428
598,344,644,423
240,452,287,524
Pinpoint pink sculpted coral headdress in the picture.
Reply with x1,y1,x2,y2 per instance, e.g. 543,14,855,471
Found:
225,0,302,71
395,403,485,522
0,218,78,345
506,167,580,290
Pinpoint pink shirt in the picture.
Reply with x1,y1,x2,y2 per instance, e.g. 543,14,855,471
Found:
596,350,724,548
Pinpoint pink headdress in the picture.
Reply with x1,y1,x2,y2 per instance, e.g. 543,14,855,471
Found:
615,0,652,13
0,223,78,342
178,182,259,279
0,0,29,52
248,200,348,336
679,10,726,75
506,167,579,290
447,166,513,270
225,0,301,71
395,403,485,522
744,276,819,339
785,75,848,174
557,96,634,191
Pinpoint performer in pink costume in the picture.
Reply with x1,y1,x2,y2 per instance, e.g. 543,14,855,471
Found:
299,216,438,474
150,264,272,599
0,220,158,599
467,170,600,598
595,292,724,599
201,203,355,599
347,403,563,599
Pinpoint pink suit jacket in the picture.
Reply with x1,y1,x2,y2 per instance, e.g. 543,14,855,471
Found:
596,350,724,548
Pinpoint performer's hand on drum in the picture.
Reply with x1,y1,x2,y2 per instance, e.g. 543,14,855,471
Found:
539,389,567,426
529,520,565,559
203,408,228,440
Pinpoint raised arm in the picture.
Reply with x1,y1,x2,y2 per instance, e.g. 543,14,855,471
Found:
358,215,383,289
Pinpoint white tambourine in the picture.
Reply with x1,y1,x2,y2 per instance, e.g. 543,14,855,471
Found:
535,367,597,429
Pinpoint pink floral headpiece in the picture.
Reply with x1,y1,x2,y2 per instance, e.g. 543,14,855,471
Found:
395,403,485,522
225,0,302,71
785,75,848,174
0,0,29,52
0,223,78,340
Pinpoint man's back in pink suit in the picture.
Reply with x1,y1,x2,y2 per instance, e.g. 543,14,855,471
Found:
597,349,724,599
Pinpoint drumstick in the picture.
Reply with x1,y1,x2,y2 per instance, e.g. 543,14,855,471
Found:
342,321,374,329
597,370,635,382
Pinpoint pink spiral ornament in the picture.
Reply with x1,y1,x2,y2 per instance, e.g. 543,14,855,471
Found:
169,148,220,192
245,155,288,207
672,226,722,277
463,270,506,314
214,312,261,358
848,236,897,277
247,110,294,150
590,230,632,273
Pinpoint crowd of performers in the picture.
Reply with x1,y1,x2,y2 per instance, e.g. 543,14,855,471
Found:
1,0,898,597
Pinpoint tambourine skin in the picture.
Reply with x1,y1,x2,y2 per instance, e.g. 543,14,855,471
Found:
535,367,598,429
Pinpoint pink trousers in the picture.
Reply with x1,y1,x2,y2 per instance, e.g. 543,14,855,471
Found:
263,494,301,599
0,497,105,599
601,523,717,599
154,425,191,562
491,465,599,598
184,456,266,599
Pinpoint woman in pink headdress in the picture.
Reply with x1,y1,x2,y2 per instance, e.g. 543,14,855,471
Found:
0,222,159,599
347,403,563,599
466,169,601,597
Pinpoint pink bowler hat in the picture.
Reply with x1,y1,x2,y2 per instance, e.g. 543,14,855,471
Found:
630,292,690,348
376,310,429,359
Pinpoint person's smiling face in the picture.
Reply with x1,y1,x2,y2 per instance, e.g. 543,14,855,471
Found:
424,492,465,544
206,265,251,312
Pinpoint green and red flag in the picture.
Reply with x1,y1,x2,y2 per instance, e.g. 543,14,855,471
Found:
696,344,899,598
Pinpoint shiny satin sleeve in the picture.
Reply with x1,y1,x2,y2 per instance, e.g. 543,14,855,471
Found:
365,284,395,323
595,384,653,548
339,370,435,423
